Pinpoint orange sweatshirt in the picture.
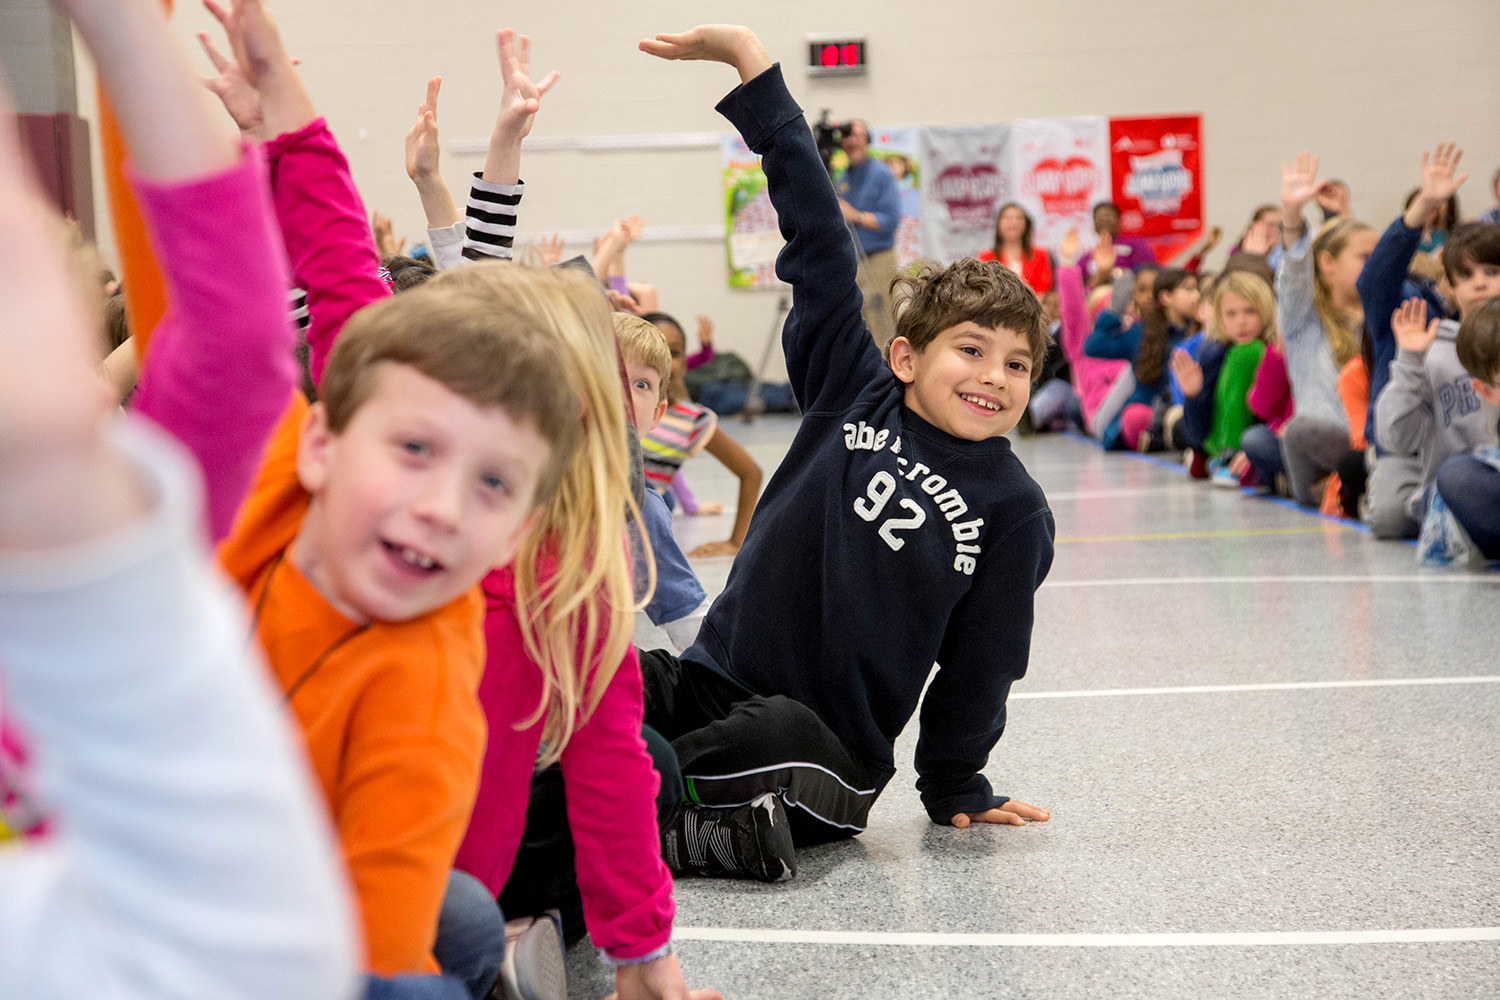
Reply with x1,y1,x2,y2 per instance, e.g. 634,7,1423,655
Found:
1337,358,1370,451
218,397,487,976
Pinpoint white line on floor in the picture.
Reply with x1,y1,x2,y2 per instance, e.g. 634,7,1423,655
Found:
1010,675,1500,700
1042,574,1500,588
672,926,1500,948
1039,485,1201,501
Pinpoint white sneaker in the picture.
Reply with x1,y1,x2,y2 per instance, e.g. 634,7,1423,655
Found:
493,910,566,1000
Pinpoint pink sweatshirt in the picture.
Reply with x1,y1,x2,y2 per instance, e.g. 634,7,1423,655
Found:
1247,344,1294,434
1056,261,1128,425
274,119,675,961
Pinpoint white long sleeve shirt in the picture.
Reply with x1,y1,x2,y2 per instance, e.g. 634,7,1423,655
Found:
0,419,359,1000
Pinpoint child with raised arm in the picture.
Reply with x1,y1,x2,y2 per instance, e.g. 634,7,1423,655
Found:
0,4,357,998
1427,298,1500,563
635,26,1052,881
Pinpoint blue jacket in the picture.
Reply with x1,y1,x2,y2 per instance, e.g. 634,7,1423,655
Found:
682,65,1054,824
837,156,900,255
1357,217,1454,451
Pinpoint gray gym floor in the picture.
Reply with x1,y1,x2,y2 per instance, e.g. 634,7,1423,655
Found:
567,415,1500,999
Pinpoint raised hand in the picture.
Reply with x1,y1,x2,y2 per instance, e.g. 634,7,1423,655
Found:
404,76,442,182
371,212,405,257
196,26,265,138
1058,227,1081,266
620,214,645,245
639,25,771,83
1203,224,1224,247
536,233,565,268
1240,217,1278,257
202,0,312,141
1404,143,1468,230
950,799,1050,829
696,315,715,350
1391,297,1439,354
1091,236,1117,276
1315,181,1349,219
492,29,559,148
1171,348,1204,398
1280,151,1321,215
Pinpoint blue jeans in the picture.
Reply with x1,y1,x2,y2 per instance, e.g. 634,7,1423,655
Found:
1435,453,1500,558
1239,423,1283,489
366,871,507,1000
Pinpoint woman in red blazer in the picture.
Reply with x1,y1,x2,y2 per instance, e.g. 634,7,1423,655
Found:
977,201,1054,295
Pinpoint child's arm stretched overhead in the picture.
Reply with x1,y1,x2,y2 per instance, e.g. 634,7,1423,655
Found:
916,508,1055,828
1055,229,1090,365
641,26,881,415
0,51,355,997
461,30,556,263
68,0,295,543
1274,152,1322,346
1375,298,1439,458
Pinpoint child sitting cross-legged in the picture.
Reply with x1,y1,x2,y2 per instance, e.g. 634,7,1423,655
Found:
633,25,1053,882
1426,297,1500,564
1173,271,1276,487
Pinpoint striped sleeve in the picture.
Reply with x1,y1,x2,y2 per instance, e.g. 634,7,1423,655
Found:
462,174,524,261
288,286,310,334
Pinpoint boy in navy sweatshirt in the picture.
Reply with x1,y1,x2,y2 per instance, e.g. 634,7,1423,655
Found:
637,26,1054,882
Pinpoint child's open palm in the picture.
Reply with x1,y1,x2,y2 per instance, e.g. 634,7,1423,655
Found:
1392,298,1439,354
494,29,559,146
1417,143,1468,207
404,76,442,182
1170,348,1204,398
1280,151,1321,213
1091,237,1117,275
639,25,758,66
1058,227,1081,266
696,315,715,349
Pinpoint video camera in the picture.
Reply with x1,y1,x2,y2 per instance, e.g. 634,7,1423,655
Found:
812,110,852,174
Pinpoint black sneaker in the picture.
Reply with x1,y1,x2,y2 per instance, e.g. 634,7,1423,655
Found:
662,792,797,882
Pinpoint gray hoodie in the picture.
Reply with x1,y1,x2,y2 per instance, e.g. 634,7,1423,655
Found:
1375,318,1500,520
1275,228,1349,430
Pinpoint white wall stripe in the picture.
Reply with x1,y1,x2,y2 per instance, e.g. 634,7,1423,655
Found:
1042,574,1500,588
1010,675,1500,701
673,926,1500,948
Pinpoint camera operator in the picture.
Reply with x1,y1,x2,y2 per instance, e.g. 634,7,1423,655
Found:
835,120,900,348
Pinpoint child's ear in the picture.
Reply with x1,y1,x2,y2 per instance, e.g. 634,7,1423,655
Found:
1473,376,1500,408
296,402,335,495
888,336,918,384
650,397,668,432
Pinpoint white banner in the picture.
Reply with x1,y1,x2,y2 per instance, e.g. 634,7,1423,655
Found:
1010,116,1112,251
920,124,1013,265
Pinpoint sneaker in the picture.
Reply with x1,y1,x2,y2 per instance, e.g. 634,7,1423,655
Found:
493,910,566,1000
1185,450,1209,479
662,792,797,882
1210,462,1241,489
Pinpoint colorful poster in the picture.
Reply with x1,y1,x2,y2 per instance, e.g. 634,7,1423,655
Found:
868,126,924,271
920,124,1012,264
721,133,784,289
1010,116,1112,252
1110,115,1204,264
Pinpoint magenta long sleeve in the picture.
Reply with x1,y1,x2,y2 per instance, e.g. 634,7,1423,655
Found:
459,570,675,962
130,147,298,542
263,118,390,386
1057,262,1128,424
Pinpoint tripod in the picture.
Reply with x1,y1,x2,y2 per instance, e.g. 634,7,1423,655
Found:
739,221,893,422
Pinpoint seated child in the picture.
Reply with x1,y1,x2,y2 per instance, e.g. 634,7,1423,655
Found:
1237,339,1295,493
616,314,712,652
1374,223,1500,539
1175,271,1275,486
1053,230,1132,439
635,25,1052,881
642,311,764,556
1428,297,1500,563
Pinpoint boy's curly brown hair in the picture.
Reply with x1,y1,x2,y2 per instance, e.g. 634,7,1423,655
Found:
887,257,1050,376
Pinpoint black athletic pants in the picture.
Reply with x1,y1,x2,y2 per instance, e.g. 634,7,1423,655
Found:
637,648,880,847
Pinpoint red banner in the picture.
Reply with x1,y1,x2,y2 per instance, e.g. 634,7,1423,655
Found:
1109,115,1202,263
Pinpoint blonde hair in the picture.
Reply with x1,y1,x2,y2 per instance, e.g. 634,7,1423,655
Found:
1311,217,1371,366
1209,271,1277,346
612,313,671,404
400,263,647,765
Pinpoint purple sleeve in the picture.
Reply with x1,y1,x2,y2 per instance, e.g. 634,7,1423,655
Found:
669,470,699,515
130,147,298,542
263,118,390,386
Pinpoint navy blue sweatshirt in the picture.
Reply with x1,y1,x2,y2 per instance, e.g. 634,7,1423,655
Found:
1357,217,1454,452
681,65,1055,825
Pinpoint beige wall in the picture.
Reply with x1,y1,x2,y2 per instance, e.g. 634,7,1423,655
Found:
74,1,1500,376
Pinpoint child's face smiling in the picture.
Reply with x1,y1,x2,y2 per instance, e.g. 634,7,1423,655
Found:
891,322,1034,441
292,363,550,624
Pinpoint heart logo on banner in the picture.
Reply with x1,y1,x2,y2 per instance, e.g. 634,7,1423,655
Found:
1022,156,1101,216
934,163,1005,226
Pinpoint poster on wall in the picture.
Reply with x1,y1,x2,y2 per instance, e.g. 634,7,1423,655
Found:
1010,116,1112,252
920,124,1012,264
869,126,924,271
1110,115,1203,265
721,133,784,289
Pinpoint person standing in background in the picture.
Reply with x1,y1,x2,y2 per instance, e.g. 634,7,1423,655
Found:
836,119,901,348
